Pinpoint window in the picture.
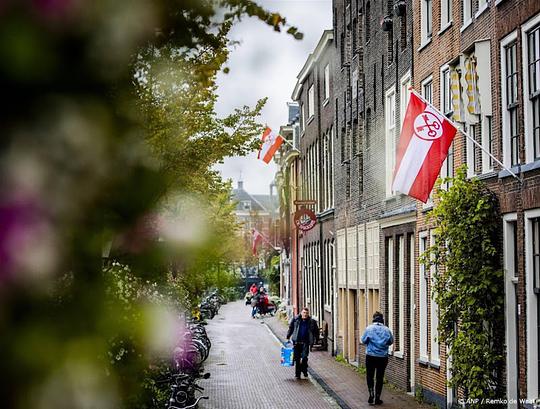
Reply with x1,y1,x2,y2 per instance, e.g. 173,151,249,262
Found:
367,222,379,286
483,116,494,172
419,232,429,362
324,64,330,101
503,214,519,403
524,20,540,162
421,0,433,45
441,0,452,29
397,235,405,355
242,201,251,211
385,87,396,196
504,40,520,166
301,103,306,132
422,76,433,104
441,66,452,116
387,237,394,353
463,0,472,27
429,231,440,366
441,142,454,189
525,209,540,401
308,85,315,119
365,2,371,43
400,73,411,131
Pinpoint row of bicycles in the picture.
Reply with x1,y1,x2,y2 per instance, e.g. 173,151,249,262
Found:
164,291,225,409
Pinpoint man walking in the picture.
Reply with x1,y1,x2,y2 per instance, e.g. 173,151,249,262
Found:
361,311,394,405
286,307,319,379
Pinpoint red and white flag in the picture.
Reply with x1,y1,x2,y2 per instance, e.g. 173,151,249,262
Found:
252,228,263,256
258,127,284,164
392,91,458,203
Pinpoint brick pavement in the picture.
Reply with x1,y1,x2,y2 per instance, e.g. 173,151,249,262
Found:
264,314,434,409
198,301,340,409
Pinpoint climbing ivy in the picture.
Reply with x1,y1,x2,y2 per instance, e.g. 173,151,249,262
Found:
422,166,505,407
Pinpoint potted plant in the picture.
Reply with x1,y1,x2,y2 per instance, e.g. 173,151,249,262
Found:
394,0,406,16
381,15,393,31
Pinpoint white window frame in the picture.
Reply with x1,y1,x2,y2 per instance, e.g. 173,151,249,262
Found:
367,222,380,286
385,86,397,197
476,0,488,18
324,64,331,102
466,123,477,178
308,85,315,119
420,0,433,47
525,208,540,401
503,213,519,405
422,75,433,104
396,235,405,357
400,72,411,132
387,237,394,353
440,63,452,116
440,0,452,32
462,0,472,30
429,230,440,366
419,231,429,362
481,115,494,173
501,31,519,168
522,13,540,164
337,229,347,287
301,103,306,132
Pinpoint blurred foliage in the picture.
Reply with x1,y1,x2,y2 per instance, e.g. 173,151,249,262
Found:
0,1,301,407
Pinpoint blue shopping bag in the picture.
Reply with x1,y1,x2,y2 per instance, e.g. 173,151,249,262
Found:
280,343,294,367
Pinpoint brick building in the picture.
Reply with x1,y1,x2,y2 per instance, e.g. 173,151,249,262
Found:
494,1,540,407
276,31,337,351
275,103,301,317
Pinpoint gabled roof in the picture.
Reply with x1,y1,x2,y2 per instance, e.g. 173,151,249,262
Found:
291,29,333,101
231,185,277,213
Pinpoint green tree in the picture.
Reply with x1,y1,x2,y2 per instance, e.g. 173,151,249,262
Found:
422,166,505,408
0,2,302,407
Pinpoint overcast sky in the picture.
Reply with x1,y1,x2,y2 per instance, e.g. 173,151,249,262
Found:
214,0,332,195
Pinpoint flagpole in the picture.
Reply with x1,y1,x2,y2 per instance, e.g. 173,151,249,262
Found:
409,88,522,184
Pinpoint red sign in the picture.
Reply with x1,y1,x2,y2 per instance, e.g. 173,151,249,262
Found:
294,208,317,232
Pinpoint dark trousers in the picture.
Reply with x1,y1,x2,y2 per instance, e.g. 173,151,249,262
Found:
366,354,388,397
293,342,310,376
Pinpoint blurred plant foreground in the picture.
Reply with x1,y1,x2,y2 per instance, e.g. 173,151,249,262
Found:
0,1,300,407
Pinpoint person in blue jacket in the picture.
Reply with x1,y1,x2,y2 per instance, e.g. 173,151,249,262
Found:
360,311,394,405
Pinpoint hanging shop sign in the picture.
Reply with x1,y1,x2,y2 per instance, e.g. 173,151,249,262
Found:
294,208,317,232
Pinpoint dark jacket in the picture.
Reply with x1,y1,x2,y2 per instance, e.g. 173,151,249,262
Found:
286,315,319,345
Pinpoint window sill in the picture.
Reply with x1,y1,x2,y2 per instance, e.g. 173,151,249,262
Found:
324,305,332,313
521,158,540,173
418,357,429,366
418,38,432,52
300,130,305,138
498,164,521,179
307,116,315,126
323,98,330,107
475,4,489,19
429,360,441,370
422,202,434,212
460,19,473,33
394,351,404,359
438,21,453,36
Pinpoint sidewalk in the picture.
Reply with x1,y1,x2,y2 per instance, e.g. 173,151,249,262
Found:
263,315,433,409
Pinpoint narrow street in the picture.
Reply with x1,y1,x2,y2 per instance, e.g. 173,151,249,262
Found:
199,301,339,409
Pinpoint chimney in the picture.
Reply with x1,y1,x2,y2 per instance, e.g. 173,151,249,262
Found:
238,180,244,190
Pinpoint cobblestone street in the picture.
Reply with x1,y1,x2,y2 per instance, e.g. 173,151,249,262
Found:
199,301,339,409
199,301,432,409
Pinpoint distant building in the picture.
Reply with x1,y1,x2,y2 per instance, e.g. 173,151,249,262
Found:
231,180,279,258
